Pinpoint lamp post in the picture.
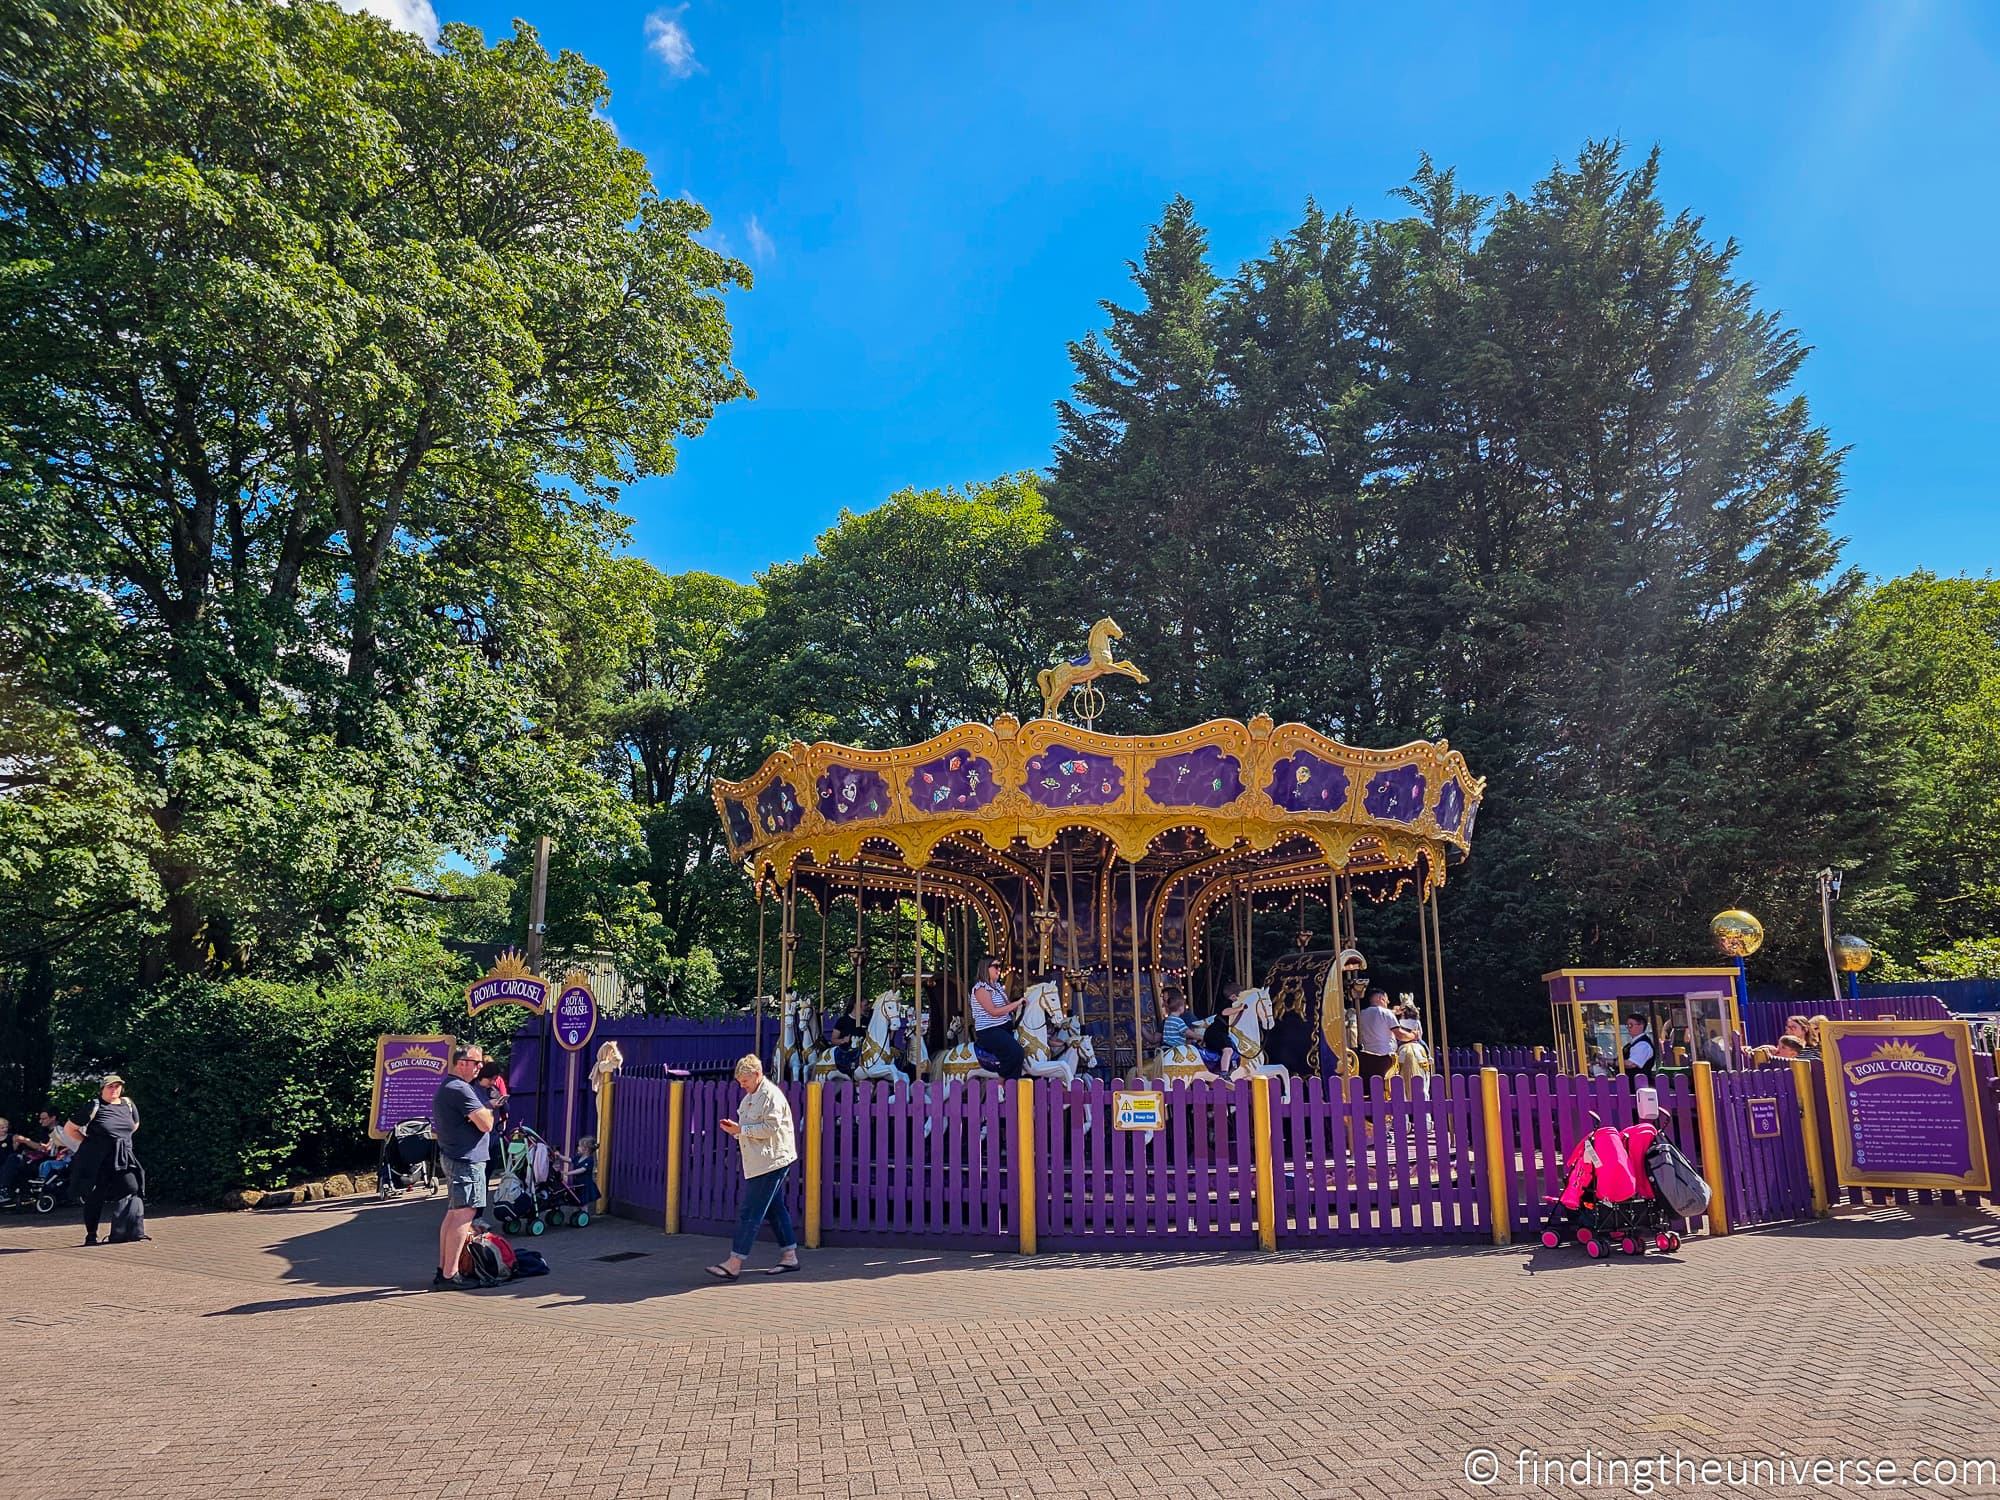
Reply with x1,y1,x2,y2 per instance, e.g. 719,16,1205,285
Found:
1815,868,1843,1000
1710,908,1764,1017
1832,935,1875,1000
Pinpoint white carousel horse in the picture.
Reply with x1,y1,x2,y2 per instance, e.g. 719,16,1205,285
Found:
933,1014,1002,1087
853,989,928,1085
1227,987,1290,1087
1019,979,1096,1086
775,993,822,1084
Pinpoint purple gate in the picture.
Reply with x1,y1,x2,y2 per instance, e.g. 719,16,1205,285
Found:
821,1078,1015,1248
1711,1067,1814,1228
679,1078,808,1237
1270,1075,1489,1244
606,1075,673,1222
1037,1076,1259,1249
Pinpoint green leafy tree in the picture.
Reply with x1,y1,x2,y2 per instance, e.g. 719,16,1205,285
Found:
1855,573,2000,975
741,474,1062,744
0,0,749,990
1051,146,1885,1032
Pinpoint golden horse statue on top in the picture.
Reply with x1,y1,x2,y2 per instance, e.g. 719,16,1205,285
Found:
1037,617,1148,721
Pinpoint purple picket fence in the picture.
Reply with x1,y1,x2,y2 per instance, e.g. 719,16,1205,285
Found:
1494,1071,1703,1237
606,1074,673,1223
1036,1077,1259,1249
1741,995,1949,1047
1270,1074,1488,1244
678,1077,808,1237
820,1079,1015,1248
1710,1067,1814,1228
1447,1045,1553,1075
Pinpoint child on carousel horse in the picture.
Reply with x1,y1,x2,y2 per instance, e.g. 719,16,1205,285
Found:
830,994,870,1077
1162,991,1237,1075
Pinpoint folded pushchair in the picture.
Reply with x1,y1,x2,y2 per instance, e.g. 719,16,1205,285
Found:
377,1119,441,1199
1539,1119,1681,1258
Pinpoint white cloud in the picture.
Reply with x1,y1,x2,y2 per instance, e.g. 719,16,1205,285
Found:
644,8,699,78
745,214,774,263
336,0,440,46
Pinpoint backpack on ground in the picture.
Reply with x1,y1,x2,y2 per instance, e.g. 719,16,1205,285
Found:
459,1230,514,1285
1645,1132,1713,1219
511,1248,550,1278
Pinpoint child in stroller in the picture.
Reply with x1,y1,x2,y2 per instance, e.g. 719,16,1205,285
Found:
537,1136,598,1229
1539,1117,1683,1258
377,1119,441,1199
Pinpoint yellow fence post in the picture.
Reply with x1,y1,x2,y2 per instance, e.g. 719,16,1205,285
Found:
1251,1075,1278,1251
1474,1041,1486,1069
804,1080,824,1249
1791,1058,1830,1217
664,1079,685,1235
594,1070,615,1213
1533,1045,1546,1063
1692,1060,1730,1236
1480,1067,1511,1245
1018,1079,1038,1255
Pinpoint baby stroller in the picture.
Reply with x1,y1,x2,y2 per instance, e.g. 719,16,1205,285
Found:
1539,1118,1682,1258
492,1127,551,1237
537,1141,597,1229
2,1155,73,1214
377,1119,441,1200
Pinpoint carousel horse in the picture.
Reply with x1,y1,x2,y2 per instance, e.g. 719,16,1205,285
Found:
1227,987,1290,1087
775,993,822,1084
933,1014,1003,1087
1150,1026,1218,1085
1019,979,1097,1086
1036,617,1148,719
851,989,912,1085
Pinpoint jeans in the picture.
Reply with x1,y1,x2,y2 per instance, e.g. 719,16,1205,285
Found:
974,1024,1026,1079
732,1165,797,1259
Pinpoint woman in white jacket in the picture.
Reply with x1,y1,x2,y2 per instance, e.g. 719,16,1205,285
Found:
706,1055,801,1280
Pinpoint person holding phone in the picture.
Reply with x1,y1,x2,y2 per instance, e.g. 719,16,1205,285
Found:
706,1055,800,1280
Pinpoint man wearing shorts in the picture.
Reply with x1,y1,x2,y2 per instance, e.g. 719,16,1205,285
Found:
431,1045,495,1290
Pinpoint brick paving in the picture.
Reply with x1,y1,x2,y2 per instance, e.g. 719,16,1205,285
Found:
3,1196,1998,1499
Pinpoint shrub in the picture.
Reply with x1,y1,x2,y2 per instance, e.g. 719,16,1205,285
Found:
57,948,513,1202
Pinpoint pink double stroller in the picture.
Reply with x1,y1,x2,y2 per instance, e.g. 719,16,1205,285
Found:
1539,1119,1683,1258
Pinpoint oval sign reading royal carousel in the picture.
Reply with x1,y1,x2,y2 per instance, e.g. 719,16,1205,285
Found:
554,975,598,1053
465,949,551,1018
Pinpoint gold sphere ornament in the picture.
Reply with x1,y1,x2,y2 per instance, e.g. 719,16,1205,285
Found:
1832,935,1874,973
1710,909,1765,958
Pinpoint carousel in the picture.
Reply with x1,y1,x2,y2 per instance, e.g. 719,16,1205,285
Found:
713,619,1486,1086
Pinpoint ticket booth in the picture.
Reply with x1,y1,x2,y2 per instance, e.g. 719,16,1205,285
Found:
1544,968,1743,1076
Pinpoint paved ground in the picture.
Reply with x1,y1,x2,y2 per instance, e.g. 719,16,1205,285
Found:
3,1197,1998,1500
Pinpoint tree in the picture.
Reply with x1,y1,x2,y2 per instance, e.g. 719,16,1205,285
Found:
1855,573,2000,975
601,568,764,1000
740,474,1063,745
1050,146,1886,1032
0,0,750,993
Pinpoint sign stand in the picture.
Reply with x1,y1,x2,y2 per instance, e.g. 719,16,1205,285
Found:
553,973,600,1169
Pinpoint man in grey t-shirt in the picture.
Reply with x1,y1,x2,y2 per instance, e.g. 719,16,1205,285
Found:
431,1046,495,1290
1356,988,1400,1086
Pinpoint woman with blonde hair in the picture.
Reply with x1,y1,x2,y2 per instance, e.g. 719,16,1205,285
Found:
706,1055,801,1280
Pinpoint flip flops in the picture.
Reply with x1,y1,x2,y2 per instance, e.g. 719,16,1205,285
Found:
764,1261,802,1275
704,1263,739,1280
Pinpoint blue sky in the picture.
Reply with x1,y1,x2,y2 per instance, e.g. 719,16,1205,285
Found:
412,0,1999,585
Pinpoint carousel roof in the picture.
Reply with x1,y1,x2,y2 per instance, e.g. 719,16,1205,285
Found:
713,713,1484,894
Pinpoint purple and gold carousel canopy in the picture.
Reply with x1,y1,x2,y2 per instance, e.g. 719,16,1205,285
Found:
714,713,1483,885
